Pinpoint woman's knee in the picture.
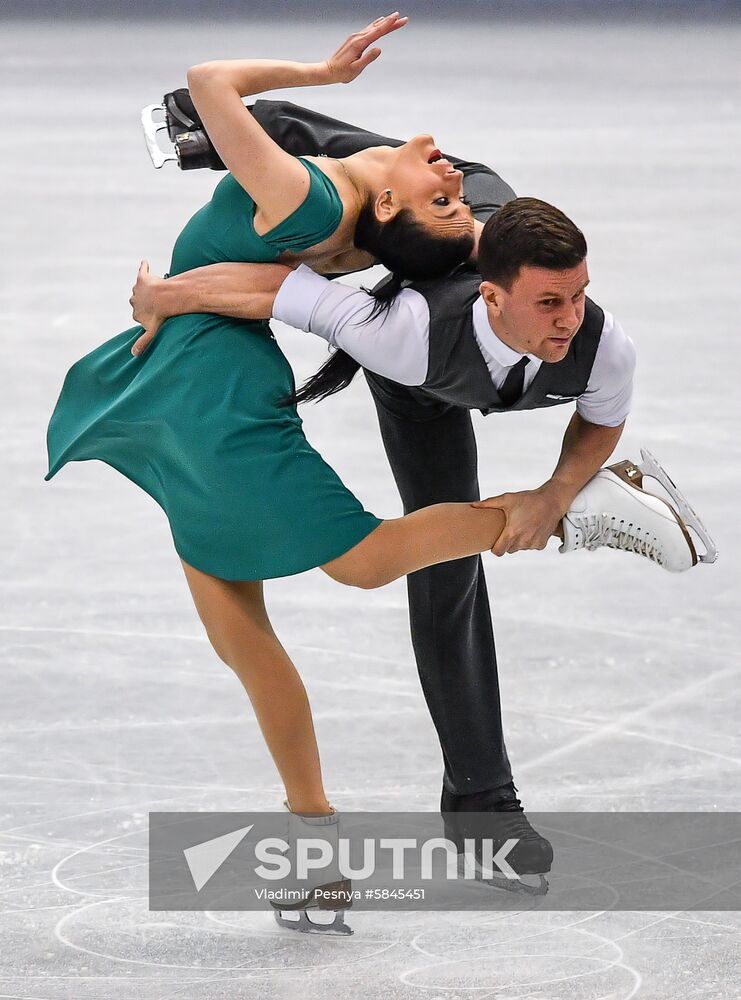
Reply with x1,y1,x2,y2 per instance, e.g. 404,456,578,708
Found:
196,601,252,667
203,624,237,667
205,609,273,670
321,544,392,591
180,560,269,665
323,562,386,590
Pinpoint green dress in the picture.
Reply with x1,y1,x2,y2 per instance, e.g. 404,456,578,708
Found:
45,159,382,580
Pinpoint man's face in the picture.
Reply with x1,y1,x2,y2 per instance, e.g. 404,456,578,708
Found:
480,260,590,363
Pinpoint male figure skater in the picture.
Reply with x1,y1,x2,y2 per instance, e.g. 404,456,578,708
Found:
133,98,714,896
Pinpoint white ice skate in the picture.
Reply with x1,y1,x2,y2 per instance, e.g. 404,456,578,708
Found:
559,449,718,571
271,804,353,937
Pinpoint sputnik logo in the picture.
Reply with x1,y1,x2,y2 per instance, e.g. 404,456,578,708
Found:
183,824,254,891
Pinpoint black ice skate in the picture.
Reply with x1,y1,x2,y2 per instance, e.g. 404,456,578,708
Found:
141,88,226,171
441,782,552,896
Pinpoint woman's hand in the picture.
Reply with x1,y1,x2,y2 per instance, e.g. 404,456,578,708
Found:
324,12,408,84
130,261,169,356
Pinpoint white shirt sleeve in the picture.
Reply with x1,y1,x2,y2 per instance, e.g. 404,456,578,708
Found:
272,264,431,386
576,311,636,427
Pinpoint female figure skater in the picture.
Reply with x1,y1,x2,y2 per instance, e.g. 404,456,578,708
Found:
45,14,509,819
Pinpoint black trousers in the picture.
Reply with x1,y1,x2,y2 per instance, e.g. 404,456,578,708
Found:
245,99,516,792
365,372,512,794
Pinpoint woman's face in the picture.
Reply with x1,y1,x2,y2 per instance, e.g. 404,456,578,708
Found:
383,134,474,238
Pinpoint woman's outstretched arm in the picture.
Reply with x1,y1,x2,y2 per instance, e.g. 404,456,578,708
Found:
186,13,407,229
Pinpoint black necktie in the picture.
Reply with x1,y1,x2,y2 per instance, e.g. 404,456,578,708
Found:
498,357,530,406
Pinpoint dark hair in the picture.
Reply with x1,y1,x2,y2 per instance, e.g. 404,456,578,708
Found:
281,198,474,407
477,197,587,290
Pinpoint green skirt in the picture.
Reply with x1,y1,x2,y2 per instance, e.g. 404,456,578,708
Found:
45,313,382,580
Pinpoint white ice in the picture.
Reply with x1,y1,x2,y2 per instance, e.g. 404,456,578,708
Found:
2,14,741,999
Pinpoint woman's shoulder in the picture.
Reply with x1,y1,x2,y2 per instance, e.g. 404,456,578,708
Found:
251,157,345,255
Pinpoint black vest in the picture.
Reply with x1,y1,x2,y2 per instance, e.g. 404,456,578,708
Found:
411,267,604,416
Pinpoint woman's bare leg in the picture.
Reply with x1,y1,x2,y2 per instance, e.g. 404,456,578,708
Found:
179,505,504,810
180,560,331,815
323,502,506,589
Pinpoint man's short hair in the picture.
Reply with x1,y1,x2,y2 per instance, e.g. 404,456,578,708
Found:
477,197,587,290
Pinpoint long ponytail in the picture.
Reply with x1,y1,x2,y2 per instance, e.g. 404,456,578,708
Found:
280,272,405,407
288,349,362,407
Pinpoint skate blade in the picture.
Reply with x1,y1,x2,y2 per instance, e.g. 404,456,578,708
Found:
458,855,550,896
141,104,178,169
483,871,549,896
273,908,353,936
638,448,718,564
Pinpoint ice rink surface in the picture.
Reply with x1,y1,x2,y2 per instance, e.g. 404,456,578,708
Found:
2,13,741,999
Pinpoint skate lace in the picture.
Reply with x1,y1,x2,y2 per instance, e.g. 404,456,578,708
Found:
482,784,541,844
574,514,663,564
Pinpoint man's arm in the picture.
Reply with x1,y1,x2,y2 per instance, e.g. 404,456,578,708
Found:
473,413,625,555
271,265,430,385
130,261,291,356
130,261,431,387
473,312,636,554
549,412,626,509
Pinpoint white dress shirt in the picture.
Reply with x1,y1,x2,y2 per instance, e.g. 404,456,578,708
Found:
273,264,636,427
